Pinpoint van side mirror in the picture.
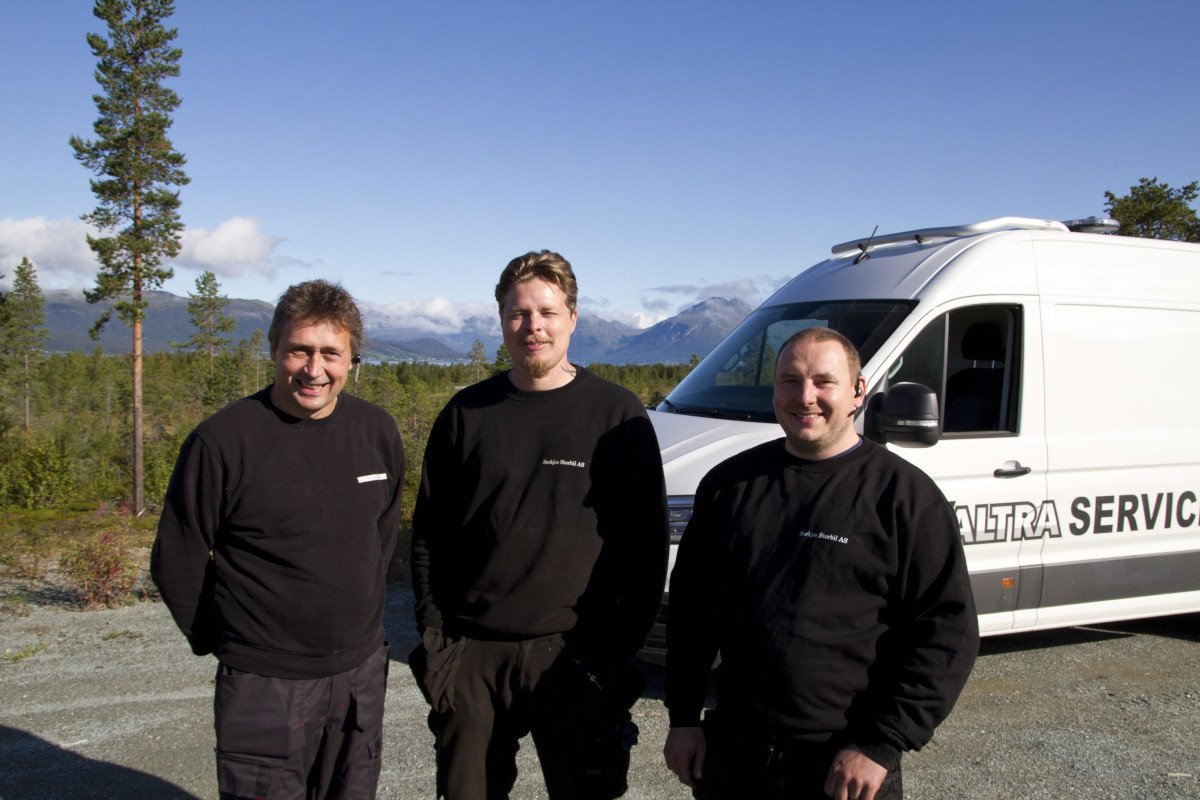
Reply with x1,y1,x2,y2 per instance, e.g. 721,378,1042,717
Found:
865,381,940,447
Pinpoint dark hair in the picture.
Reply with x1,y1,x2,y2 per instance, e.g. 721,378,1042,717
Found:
777,327,862,380
494,250,578,313
268,279,364,357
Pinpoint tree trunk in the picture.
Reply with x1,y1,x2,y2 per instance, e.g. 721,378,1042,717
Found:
133,315,145,515
22,351,30,430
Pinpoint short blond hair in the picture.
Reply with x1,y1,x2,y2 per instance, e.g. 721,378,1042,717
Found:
494,250,578,313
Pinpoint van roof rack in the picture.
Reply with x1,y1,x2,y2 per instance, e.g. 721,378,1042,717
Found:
831,216,1119,257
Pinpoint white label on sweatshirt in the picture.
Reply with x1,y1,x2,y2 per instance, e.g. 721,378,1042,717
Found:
357,473,388,483
542,459,586,468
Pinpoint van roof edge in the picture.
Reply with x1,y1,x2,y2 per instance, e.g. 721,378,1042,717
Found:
831,217,1071,256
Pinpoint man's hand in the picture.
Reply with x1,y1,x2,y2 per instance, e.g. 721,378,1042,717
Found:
824,746,888,800
663,726,706,789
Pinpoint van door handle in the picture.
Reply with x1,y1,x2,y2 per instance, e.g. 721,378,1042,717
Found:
994,461,1031,478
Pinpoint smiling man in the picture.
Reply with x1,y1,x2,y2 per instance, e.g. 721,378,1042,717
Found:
411,250,669,800
664,327,979,800
152,280,405,800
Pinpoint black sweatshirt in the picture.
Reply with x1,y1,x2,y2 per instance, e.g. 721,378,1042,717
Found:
411,368,669,659
151,388,405,679
666,438,978,766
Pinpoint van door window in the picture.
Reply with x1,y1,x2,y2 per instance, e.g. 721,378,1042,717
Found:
890,306,1021,435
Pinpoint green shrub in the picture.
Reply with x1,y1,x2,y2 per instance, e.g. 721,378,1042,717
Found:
0,431,75,509
58,526,139,608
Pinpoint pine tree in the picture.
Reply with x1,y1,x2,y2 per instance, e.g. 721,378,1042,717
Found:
172,271,236,375
492,342,512,375
70,0,189,514
0,276,9,437
467,339,489,384
4,258,49,429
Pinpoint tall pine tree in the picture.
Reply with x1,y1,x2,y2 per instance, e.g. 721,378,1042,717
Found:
70,0,189,514
4,258,49,429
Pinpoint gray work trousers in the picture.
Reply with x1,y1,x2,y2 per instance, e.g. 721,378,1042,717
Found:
213,642,390,800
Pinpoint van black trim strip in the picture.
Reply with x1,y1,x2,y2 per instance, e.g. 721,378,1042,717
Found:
969,550,1200,616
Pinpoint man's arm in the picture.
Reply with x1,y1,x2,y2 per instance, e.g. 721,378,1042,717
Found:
662,472,725,787
851,492,980,762
375,425,406,566
609,412,670,658
410,409,452,633
664,471,723,726
150,434,223,656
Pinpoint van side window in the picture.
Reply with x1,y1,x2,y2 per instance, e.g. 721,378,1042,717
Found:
890,306,1021,435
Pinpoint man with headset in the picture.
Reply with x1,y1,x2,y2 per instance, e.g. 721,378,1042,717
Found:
664,326,978,800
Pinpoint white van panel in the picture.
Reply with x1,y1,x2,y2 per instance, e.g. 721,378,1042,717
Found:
1034,236,1200,305
1039,298,1200,621
764,234,1042,310
650,410,782,493
1025,590,1200,632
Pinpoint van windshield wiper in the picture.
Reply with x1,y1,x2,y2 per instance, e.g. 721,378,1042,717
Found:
673,405,756,422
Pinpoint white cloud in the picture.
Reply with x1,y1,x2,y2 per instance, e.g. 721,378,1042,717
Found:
0,215,289,293
176,217,283,278
579,296,668,329
602,309,668,329
0,216,98,291
362,297,499,336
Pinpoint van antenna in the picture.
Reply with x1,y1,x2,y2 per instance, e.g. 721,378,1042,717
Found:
854,225,879,264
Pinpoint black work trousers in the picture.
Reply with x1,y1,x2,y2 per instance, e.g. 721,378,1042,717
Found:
412,631,638,800
213,642,390,800
694,710,902,800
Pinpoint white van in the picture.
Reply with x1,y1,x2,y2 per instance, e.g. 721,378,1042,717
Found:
643,216,1200,659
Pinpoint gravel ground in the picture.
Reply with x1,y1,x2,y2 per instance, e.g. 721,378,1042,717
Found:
2,575,1199,800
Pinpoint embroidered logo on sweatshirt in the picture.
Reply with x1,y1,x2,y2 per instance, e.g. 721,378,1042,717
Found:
542,459,586,468
797,529,849,544
357,473,388,483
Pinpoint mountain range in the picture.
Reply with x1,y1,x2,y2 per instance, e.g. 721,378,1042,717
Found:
40,290,754,365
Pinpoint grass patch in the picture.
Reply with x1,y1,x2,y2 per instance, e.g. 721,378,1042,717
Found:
101,629,143,641
3,641,47,663
0,506,158,579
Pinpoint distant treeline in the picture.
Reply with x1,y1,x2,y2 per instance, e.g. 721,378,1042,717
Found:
0,350,694,527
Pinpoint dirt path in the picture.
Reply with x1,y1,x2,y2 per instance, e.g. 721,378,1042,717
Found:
3,576,1199,800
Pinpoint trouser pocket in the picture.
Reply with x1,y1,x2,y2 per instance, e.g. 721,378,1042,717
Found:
558,642,646,800
213,665,295,799
353,641,390,760
408,629,465,714
217,753,280,800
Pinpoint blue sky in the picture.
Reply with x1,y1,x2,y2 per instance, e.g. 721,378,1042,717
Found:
3,1,1198,334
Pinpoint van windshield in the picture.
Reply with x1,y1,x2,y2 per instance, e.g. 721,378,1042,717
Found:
661,300,915,423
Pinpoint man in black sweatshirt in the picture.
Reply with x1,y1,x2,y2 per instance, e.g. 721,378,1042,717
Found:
152,280,405,800
411,250,668,800
664,327,978,800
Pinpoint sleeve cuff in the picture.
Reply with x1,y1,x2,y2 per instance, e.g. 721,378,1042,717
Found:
855,741,902,770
